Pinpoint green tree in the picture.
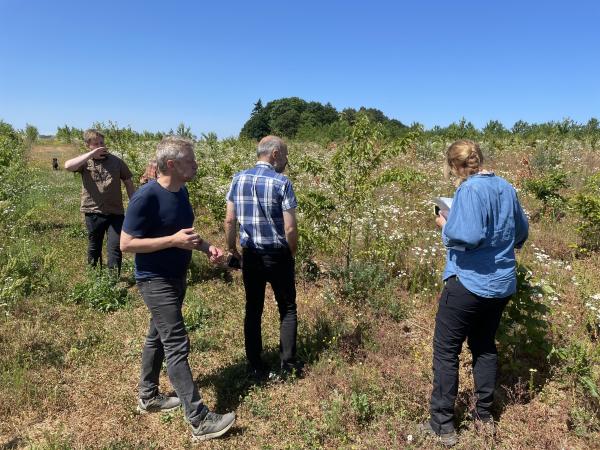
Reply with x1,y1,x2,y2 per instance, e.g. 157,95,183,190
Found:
175,122,196,140
56,125,71,143
512,120,531,135
24,124,39,146
444,118,479,140
586,118,600,150
483,120,508,137
240,99,271,140
297,114,418,268
252,99,264,115
271,109,301,137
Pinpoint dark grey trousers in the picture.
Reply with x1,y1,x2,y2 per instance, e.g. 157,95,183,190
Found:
429,276,509,434
137,278,207,426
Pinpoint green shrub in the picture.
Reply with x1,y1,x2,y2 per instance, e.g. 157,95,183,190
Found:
296,313,347,364
568,405,600,437
24,123,39,146
571,173,600,250
549,341,600,399
349,391,375,424
497,265,551,372
333,261,388,308
530,142,562,172
523,170,569,217
0,245,53,309
187,252,229,284
0,121,30,212
183,297,212,332
69,269,131,312
321,390,346,436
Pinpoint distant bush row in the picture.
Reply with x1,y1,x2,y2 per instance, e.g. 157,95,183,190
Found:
49,97,600,146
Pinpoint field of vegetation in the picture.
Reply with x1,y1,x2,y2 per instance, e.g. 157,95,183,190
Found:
0,111,599,449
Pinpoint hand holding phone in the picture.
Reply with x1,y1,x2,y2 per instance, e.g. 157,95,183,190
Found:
227,254,242,270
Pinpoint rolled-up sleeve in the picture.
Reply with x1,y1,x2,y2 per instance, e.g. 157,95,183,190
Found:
442,186,486,250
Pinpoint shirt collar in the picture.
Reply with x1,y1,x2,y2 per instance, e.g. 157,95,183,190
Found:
256,161,274,169
472,171,495,178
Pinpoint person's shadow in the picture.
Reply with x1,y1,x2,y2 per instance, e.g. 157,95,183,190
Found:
195,314,339,412
0,437,23,449
195,350,278,412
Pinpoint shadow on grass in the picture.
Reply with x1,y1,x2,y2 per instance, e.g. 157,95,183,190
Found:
196,314,340,412
0,436,23,450
195,351,278,412
29,220,83,234
19,339,65,368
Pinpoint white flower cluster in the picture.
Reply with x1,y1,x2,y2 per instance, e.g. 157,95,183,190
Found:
584,294,600,328
531,245,572,273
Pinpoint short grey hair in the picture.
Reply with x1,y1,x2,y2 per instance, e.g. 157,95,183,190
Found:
156,136,194,173
257,135,286,157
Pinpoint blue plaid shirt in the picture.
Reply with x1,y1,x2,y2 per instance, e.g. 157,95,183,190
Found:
226,162,298,249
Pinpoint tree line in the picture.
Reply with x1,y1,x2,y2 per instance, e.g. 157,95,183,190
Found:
240,97,600,147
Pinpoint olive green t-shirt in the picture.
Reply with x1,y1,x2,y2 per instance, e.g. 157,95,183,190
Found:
78,154,133,215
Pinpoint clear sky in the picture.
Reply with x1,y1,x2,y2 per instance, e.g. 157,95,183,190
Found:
1,0,598,137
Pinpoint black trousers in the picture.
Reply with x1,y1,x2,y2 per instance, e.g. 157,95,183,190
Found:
84,213,123,273
429,276,509,434
242,247,297,370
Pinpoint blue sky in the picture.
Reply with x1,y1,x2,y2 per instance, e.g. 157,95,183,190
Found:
1,0,598,137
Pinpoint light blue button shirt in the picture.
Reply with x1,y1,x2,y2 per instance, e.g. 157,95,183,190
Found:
442,173,529,298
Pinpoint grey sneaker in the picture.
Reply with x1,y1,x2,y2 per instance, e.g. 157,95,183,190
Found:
191,411,236,442
137,393,181,414
417,421,458,447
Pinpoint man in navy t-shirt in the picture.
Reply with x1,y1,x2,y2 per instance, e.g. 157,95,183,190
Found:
120,136,235,442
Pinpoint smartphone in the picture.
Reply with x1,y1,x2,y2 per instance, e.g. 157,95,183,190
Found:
227,255,241,270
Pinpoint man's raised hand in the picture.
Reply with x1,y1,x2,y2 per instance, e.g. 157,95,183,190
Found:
90,146,108,159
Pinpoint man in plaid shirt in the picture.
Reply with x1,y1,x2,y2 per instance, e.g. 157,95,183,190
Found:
225,135,300,380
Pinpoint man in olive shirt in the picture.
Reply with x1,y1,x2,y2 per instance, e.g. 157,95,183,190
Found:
65,129,135,273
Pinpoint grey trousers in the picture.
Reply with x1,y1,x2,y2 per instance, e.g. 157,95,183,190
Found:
137,277,207,426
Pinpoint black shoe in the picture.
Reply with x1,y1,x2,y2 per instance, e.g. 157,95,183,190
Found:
417,421,458,447
246,363,271,383
280,361,304,379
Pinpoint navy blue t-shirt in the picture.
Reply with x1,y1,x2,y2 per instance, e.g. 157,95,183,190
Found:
123,180,194,280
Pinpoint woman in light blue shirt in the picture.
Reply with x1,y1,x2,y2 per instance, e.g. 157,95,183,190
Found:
421,140,528,446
